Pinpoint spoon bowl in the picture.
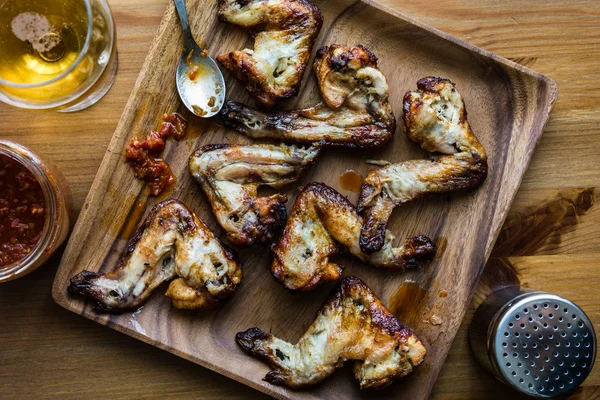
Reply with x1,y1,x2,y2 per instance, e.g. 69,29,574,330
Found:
173,0,226,118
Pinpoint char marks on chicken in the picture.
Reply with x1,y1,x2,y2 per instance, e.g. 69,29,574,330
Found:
219,45,396,148
68,200,242,311
358,77,488,254
237,276,427,389
217,0,323,106
271,182,435,291
189,143,320,247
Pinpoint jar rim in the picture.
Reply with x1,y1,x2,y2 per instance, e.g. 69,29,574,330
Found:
0,0,93,89
0,140,60,280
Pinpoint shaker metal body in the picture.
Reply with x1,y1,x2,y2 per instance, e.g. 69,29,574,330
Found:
470,286,596,398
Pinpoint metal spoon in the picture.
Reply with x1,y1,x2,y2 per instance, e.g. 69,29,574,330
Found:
173,0,226,118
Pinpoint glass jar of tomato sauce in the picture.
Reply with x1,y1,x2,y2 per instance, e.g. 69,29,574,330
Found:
0,140,71,282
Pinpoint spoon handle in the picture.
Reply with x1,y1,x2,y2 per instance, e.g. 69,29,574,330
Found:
173,0,199,51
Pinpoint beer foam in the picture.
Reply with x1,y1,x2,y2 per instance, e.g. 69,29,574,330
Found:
11,12,60,53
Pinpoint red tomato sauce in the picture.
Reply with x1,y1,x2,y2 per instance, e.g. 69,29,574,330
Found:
125,113,187,196
0,154,46,267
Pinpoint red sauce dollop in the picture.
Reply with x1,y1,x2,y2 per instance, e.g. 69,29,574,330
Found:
125,113,187,196
0,154,46,267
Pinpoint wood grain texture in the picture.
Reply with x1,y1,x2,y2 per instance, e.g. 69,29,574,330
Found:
47,0,555,398
1,1,598,399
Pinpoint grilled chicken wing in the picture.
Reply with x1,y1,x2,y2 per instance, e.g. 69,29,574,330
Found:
237,276,427,389
188,143,320,247
217,0,322,106
68,200,242,312
358,77,488,254
271,182,435,291
219,45,395,149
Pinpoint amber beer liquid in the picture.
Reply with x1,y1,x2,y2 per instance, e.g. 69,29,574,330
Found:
0,0,116,111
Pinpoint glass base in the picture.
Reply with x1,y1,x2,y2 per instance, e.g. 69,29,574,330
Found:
59,52,119,113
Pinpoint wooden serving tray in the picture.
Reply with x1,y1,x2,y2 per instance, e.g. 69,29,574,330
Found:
52,0,557,398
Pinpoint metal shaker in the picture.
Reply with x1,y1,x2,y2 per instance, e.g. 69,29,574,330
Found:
470,286,596,398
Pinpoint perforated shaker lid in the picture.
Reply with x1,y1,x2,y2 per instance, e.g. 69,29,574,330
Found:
491,293,596,398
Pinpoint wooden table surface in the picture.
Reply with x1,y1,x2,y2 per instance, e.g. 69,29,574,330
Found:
1,0,598,398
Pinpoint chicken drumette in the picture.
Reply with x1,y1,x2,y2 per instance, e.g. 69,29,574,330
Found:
68,200,242,311
271,182,435,291
219,45,396,149
188,143,320,247
217,0,323,106
237,276,427,389
358,77,488,254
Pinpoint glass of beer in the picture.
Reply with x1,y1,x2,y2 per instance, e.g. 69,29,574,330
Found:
0,0,117,112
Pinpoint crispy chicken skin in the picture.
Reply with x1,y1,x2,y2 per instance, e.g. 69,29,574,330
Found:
219,45,396,149
358,77,488,254
237,276,427,389
68,200,242,312
217,0,322,106
188,143,320,247
271,182,435,291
